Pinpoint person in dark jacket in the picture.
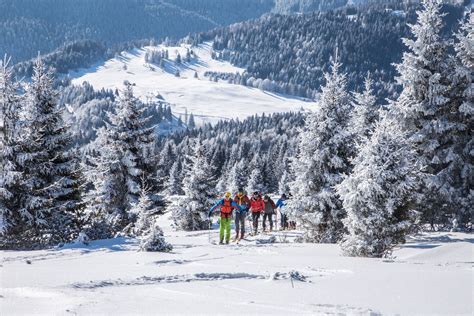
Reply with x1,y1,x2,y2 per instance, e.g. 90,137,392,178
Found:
262,195,277,232
233,188,250,241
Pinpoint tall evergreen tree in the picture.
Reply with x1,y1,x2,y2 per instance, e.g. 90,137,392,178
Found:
348,73,379,145
0,56,24,241
164,160,183,196
444,12,474,229
19,57,82,247
188,113,196,129
227,160,247,194
288,55,353,243
172,140,215,231
86,83,156,235
391,0,459,228
336,112,420,257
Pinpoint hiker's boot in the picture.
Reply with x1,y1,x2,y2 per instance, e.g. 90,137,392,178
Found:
219,239,224,245
226,239,230,244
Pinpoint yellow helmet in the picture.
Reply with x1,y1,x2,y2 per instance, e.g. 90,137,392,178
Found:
224,192,232,198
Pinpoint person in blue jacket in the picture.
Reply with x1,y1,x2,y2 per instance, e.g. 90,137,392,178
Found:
209,192,244,244
276,194,288,230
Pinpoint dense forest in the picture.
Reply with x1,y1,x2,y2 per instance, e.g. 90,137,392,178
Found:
0,0,274,63
200,3,465,98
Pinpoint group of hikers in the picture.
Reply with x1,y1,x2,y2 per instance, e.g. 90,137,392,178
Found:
208,189,293,244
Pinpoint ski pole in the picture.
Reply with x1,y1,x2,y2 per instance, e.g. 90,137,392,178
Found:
208,217,212,244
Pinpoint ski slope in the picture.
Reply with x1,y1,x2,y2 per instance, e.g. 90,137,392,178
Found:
1,213,472,315
70,42,316,124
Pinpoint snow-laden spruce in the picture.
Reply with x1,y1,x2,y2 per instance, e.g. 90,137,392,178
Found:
392,0,471,229
246,167,263,194
85,83,157,237
0,56,23,239
172,139,215,231
164,160,183,196
288,56,353,243
336,112,420,258
17,57,82,247
348,73,379,145
446,12,473,230
227,160,247,194
129,187,172,252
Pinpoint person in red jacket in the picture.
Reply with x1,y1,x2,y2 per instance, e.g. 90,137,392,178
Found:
249,191,265,235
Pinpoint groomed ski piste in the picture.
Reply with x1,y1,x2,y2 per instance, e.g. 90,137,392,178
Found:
1,211,472,315
69,42,317,124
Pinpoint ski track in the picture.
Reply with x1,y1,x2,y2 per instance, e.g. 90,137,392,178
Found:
71,272,272,289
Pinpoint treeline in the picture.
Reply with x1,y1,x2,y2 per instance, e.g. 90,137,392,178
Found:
197,3,465,99
0,0,274,64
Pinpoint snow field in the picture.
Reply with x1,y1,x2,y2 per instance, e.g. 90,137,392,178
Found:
1,213,472,315
70,42,317,124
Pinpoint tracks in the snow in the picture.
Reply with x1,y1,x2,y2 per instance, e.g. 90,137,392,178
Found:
70,270,312,289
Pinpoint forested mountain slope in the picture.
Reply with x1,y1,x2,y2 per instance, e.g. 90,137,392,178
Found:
200,3,466,98
0,0,274,63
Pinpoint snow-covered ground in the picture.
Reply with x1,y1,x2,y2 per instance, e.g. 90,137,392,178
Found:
70,43,316,124
1,213,472,315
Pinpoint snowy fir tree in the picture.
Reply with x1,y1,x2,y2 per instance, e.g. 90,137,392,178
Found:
392,0,469,229
336,112,420,258
246,164,263,194
156,139,176,190
227,160,247,194
188,113,196,129
0,56,24,243
86,83,157,236
287,55,353,243
278,169,290,195
164,160,183,196
16,57,83,247
139,223,172,252
172,140,215,231
444,12,473,230
348,72,379,145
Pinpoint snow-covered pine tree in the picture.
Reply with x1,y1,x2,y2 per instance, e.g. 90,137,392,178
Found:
131,185,155,235
86,83,157,236
139,223,172,252
164,160,183,196
188,113,196,129
227,160,247,194
19,57,83,247
246,159,264,194
392,0,458,229
0,56,24,243
444,12,474,230
156,139,176,191
130,185,172,252
172,139,215,231
278,169,290,195
336,112,420,257
348,72,379,144
287,54,353,243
